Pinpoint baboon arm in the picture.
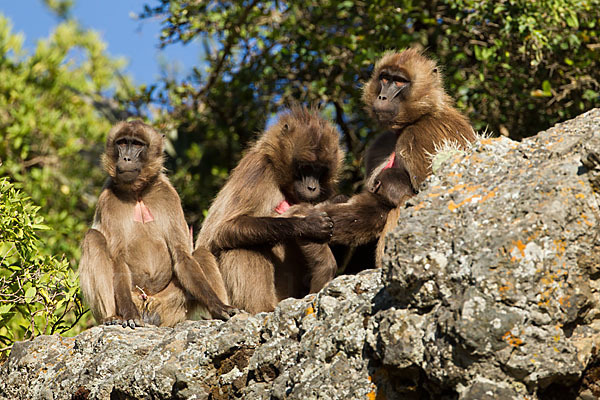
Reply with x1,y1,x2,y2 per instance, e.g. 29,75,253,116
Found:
319,192,391,247
79,229,116,322
298,242,337,293
172,245,235,320
79,228,140,324
213,215,309,250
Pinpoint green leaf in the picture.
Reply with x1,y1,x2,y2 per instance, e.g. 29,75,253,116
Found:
0,304,13,314
24,287,37,303
542,80,552,96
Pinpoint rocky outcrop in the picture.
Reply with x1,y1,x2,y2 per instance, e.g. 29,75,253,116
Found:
2,109,600,400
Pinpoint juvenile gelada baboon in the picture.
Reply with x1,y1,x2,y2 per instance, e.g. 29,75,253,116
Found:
322,49,476,266
196,106,344,314
79,120,235,328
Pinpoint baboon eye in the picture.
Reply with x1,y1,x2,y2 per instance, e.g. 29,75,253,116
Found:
132,140,145,148
381,78,389,85
394,80,406,87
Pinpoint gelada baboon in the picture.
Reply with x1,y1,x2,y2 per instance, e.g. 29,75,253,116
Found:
79,121,235,328
196,106,343,314
322,49,476,266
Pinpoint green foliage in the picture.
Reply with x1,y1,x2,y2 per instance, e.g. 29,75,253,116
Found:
138,0,599,225
0,12,133,350
0,178,85,358
42,0,74,19
0,15,132,262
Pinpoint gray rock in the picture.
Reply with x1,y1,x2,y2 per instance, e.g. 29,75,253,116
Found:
2,109,600,399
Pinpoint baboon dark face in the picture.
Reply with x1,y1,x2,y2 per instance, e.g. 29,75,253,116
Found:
373,68,411,123
102,120,165,192
293,162,329,203
363,49,445,129
115,136,147,183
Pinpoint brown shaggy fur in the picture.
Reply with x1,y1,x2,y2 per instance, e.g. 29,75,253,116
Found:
79,121,235,328
321,49,476,267
196,106,343,314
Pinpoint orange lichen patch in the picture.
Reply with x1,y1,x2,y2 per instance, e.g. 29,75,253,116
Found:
447,188,494,212
447,171,463,179
553,239,566,256
560,186,573,195
448,200,460,212
558,295,571,307
367,390,377,400
499,284,513,293
577,180,586,186
538,299,551,307
413,202,427,211
512,240,527,258
575,193,585,199
547,137,565,147
581,213,594,227
427,192,443,198
480,190,496,202
502,331,524,347
540,273,555,285
468,154,484,163
305,306,315,317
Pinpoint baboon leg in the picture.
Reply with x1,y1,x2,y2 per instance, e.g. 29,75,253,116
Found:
219,249,278,314
299,243,337,293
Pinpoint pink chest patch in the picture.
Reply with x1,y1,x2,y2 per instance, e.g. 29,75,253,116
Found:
134,199,154,223
383,152,396,170
275,200,291,214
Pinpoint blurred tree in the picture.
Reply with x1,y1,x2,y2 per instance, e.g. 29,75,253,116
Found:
0,14,133,263
137,0,599,226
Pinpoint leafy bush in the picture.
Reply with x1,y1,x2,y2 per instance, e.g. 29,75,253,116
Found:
0,178,84,358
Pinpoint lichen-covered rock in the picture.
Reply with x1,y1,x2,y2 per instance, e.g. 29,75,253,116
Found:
1,109,599,400
381,108,600,398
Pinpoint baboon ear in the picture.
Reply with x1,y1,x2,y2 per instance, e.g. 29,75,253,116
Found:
282,123,290,134
432,67,438,74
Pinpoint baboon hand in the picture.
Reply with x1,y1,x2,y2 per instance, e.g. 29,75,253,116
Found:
302,210,334,242
211,304,239,321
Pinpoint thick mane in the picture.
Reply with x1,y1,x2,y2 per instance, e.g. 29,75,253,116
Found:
257,106,344,191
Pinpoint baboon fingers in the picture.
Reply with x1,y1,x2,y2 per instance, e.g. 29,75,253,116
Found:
103,316,144,329
211,304,239,321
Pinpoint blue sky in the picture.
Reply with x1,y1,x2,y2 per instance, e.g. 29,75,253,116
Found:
0,1,200,85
